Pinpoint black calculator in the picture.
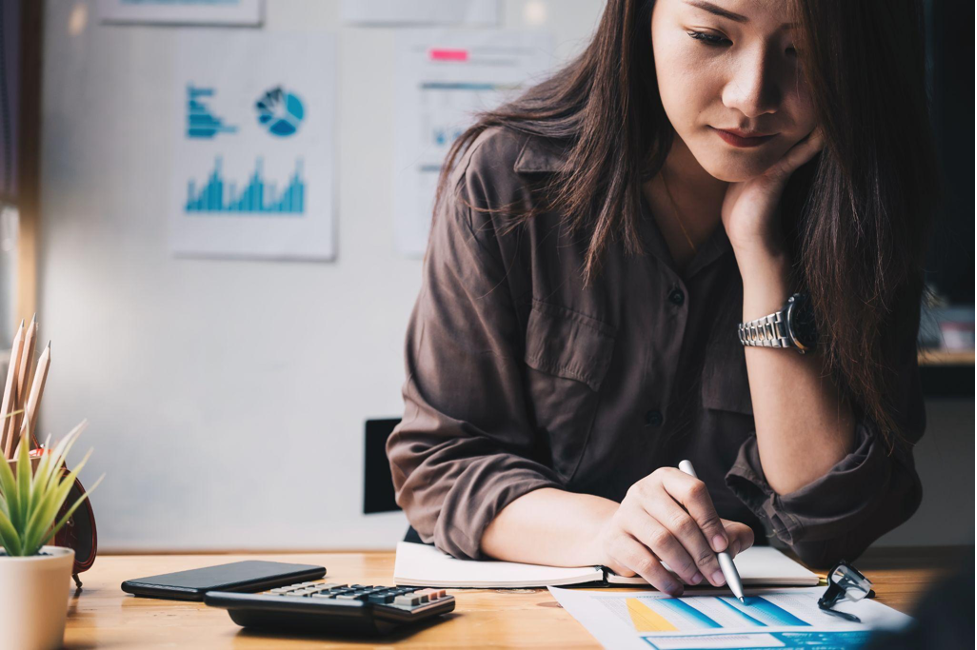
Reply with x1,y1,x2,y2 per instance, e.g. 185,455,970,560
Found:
204,580,456,636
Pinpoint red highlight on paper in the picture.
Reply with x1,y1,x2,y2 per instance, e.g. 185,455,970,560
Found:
429,48,469,62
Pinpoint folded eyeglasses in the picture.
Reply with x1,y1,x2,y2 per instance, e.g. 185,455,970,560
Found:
817,560,875,623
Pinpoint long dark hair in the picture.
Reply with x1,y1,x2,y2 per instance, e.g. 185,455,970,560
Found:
431,0,941,444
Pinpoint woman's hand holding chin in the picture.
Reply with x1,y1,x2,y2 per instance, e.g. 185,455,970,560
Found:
721,126,826,263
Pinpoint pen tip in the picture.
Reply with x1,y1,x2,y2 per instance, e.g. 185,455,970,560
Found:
739,597,746,603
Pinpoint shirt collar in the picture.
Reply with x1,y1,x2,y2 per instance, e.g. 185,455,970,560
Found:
512,135,570,174
514,134,732,276
637,191,733,279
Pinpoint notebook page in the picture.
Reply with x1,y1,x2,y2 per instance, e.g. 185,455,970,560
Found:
393,541,605,588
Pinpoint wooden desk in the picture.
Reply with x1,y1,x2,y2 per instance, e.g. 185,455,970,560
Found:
64,547,968,649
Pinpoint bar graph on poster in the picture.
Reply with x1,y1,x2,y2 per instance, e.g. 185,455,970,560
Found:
185,158,305,215
170,31,335,260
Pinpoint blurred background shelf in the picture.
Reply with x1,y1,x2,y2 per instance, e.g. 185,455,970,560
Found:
918,349,975,366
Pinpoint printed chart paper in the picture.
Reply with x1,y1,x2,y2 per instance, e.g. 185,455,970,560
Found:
342,0,500,26
393,30,554,256
99,0,263,25
549,586,912,650
170,31,336,260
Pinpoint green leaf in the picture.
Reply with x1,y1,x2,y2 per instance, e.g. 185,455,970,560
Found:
43,473,104,553
0,506,23,556
27,433,53,516
42,421,87,496
22,449,92,554
0,449,19,534
15,427,31,532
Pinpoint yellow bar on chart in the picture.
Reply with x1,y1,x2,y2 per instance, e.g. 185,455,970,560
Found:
626,598,678,633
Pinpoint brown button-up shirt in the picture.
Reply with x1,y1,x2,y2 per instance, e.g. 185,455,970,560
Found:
388,126,925,568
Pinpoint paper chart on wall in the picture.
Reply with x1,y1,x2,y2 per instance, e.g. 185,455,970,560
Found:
342,0,500,26
170,31,336,260
99,0,263,25
549,586,912,650
392,30,554,257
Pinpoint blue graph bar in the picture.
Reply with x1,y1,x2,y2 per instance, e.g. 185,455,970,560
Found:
655,599,723,629
185,158,305,216
716,597,768,626
720,597,810,627
186,86,237,139
420,82,508,91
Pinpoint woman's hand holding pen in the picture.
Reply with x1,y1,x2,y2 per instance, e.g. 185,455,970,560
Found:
593,468,754,597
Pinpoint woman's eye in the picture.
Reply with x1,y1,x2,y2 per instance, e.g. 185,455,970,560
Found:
687,30,730,47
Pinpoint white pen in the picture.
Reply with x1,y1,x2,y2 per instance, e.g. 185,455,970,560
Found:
678,459,746,603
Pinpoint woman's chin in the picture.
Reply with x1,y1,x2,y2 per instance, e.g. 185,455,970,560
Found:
699,157,775,183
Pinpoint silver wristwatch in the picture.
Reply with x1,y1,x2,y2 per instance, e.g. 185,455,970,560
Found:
737,293,817,354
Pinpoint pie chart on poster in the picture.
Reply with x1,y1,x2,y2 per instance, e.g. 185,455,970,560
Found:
255,87,305,137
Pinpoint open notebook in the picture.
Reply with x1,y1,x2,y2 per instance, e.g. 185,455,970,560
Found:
393,541,819,589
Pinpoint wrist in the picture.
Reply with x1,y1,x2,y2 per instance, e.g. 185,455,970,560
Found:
588,500,621,565
737,251,791,321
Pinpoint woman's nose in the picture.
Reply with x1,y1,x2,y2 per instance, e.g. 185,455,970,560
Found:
721,46,782,119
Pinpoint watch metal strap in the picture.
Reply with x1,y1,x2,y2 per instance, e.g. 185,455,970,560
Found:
738,310,792,348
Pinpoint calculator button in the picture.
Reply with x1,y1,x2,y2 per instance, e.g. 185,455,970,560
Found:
336,592,369,601
394,595,421,607
368,593,395,604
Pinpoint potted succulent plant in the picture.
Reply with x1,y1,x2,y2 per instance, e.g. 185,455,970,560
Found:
0,419,102,650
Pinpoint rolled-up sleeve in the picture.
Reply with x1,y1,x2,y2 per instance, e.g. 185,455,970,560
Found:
725,335,925,568
387,157,563,560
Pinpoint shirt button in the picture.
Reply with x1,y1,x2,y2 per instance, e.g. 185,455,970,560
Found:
644,410,664,427
668,288,685,306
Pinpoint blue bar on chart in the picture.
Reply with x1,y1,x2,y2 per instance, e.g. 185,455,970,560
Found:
718,597,809,627
623,595,812,633
186,86,237,139
185,157,305,216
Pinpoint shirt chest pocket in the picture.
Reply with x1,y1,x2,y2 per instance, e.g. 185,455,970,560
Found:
699,338,757,472
522,300,616,482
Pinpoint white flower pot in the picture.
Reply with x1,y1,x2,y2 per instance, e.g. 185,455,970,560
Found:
0,546,75,650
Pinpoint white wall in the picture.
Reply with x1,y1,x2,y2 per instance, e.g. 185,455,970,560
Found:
38,0,604,551
38,0,972,552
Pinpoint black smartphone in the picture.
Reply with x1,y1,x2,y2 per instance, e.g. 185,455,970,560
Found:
121,560,326,601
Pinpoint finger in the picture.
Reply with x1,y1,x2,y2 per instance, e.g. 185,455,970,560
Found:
720,520,756,557
773,126,824,178
609,534,684,597
644,497,723,587
603,557,637,578
659,470,728,554
623,509,704,587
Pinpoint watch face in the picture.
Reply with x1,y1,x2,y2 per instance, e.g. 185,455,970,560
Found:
787,294,818,350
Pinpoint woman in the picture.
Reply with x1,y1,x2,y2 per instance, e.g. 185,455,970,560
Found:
387,0,939,597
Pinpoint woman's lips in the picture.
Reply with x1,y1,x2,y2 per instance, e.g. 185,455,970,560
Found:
712,127,776,148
